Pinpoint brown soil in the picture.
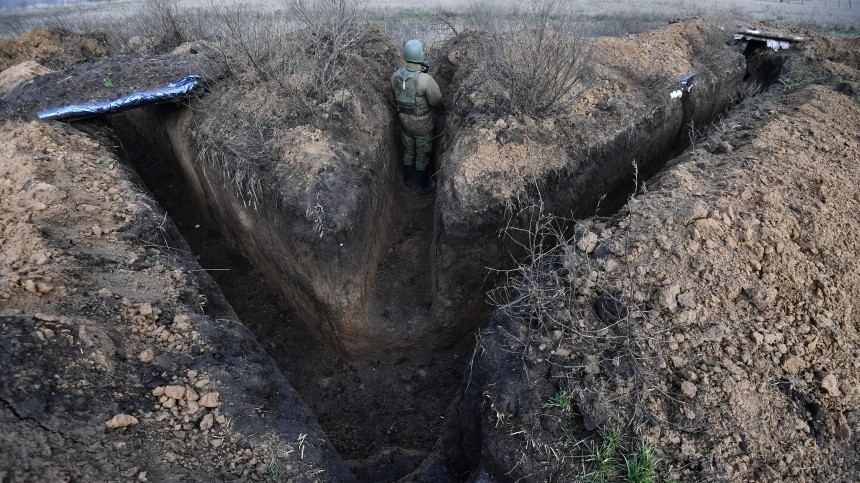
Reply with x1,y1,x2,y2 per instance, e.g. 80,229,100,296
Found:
0,28,108,72
436,20,739,213
0,60,51,99
430,20,746,339
471,78,860,481
2,18,859,483
0,119,349,481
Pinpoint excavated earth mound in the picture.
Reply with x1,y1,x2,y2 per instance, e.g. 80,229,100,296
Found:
0,60,52,100
469,83,860,480
0,28,107,71
2,18,859,482
431,20,746,338
164,26,403,357
0,120,349,481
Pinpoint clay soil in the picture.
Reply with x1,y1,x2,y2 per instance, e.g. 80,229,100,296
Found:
471,39,860,481
1,18,859,483
0,27,473,481
124,116,472,480
0,119,350,481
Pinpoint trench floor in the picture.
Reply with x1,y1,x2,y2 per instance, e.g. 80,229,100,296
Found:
366,174,438,343
120,127,472,481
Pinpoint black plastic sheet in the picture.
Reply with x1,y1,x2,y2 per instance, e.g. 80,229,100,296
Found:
38,75,206,121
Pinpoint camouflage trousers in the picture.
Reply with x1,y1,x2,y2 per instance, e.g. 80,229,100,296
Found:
400,131,433,171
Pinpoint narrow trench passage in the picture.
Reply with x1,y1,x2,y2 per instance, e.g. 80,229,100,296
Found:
105,111,473,481
367,182,435,331
97,47,775,480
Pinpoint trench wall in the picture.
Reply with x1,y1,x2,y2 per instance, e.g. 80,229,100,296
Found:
99,29,744,359
115,105,396,357
431,61,746,333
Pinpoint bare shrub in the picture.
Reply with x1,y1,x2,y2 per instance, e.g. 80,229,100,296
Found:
463,0,496,30
211,6,299,95
381,7,458,57
430,8,460,38
133,0,186,51
192,1,370,212
489,202,578,335
484,168,684,472
288,0,367,102
209,1,366,103
469,0,595,117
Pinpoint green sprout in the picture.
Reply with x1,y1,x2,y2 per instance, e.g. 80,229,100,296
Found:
266,456,279,481
547,391,574,414
589,425,622,482
624,441,659,483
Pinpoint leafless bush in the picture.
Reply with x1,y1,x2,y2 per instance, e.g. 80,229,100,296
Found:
489,202,579,333
288,0,367,102
380,7,458,61
0,13,28,37
464,0,496,30
210,0,366,104
191,0,370,211
132,0,186,51
469,0,595,117
211,6,299,95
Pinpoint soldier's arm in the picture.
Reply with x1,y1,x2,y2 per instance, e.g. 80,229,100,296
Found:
423,75,442,107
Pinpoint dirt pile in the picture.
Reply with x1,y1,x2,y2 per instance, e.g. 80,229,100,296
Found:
430,20,745,336
470,81,860,480
153,25,404,357
0,120,349,481
0,28,107,72
0,60,52,99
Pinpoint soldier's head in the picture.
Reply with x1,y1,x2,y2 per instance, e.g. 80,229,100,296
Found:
403,39,425,63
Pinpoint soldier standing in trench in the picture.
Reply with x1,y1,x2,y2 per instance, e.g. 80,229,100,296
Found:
392,39,442,194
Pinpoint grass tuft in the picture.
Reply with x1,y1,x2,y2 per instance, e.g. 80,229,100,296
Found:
587,425,622,482
266,456,279,481
624,441,659,483
546,391,574,414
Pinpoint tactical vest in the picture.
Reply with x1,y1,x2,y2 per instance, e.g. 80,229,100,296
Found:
393,67,430,116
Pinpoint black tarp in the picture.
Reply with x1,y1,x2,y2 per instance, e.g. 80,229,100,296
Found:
38,75,206,121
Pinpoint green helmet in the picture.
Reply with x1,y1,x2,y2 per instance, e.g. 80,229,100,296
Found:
403,39,424,63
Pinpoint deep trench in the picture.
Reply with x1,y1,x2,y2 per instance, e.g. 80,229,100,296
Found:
96,104,477,481
91,44,776,480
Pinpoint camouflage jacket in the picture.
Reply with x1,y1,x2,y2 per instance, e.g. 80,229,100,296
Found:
391,62,442,136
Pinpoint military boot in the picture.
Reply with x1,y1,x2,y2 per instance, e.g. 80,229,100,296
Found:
403,164,415,187
416,169,435,194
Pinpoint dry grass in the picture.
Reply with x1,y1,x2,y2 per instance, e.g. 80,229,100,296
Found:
481,166,688,478
467,0,595,117
184,0,369,212
288,0,367,101
2,0,856,44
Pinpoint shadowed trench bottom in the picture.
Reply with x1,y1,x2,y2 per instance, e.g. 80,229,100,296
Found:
91,104,477,481
79,41,778,478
